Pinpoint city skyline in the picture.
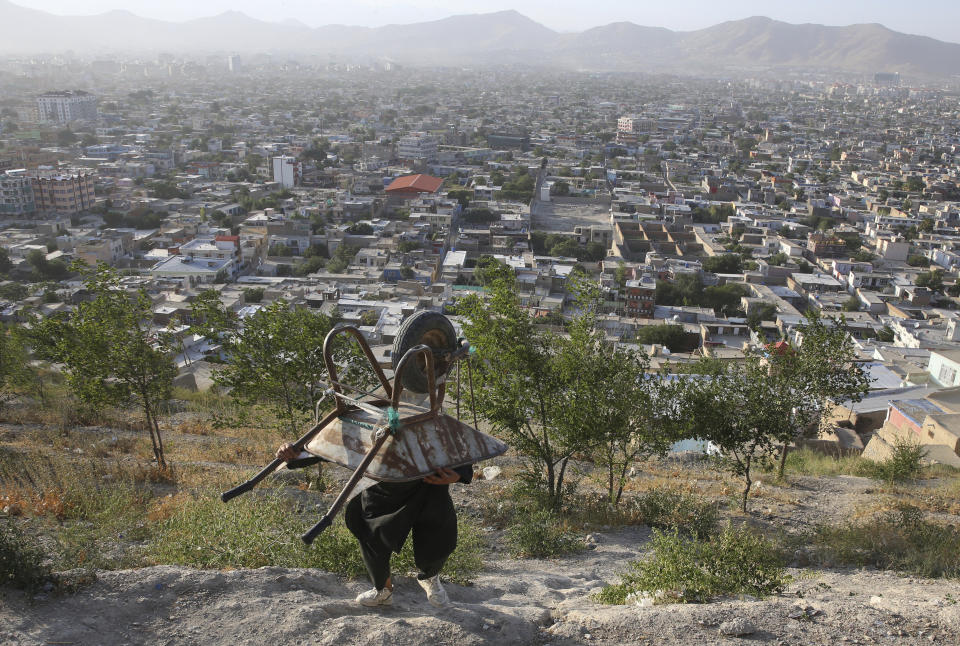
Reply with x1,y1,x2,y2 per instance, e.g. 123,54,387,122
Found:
8,0,960,44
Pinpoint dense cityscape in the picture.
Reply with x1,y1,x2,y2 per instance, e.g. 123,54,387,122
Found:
3,6,960,643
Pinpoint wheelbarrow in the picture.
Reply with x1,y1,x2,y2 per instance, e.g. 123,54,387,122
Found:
220,312,508,544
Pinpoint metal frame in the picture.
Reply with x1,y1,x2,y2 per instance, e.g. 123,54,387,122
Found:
222,323,474,545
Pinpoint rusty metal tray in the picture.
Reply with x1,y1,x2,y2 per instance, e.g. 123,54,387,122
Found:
304,401,508,482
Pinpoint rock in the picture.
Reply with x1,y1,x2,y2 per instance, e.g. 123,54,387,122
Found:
482,466,502,481
718,618,756,637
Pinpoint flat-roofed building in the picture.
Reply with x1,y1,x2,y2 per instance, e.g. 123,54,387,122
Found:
37,90,97,123
31,173,95,215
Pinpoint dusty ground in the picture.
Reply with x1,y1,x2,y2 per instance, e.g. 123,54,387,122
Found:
3,541,959,646
2,416,960,646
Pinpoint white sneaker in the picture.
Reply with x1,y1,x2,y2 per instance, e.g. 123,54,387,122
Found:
417,575,450,607
355,587,393,607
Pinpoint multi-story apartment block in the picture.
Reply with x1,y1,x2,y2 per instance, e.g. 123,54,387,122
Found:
272,156,301,189
36,90,98,123
397,133,439,162
31,173,95,215
0,170,36,216
624,277,657,318
616,115,656,146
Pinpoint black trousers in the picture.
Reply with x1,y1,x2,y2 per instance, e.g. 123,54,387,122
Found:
344,481,458,590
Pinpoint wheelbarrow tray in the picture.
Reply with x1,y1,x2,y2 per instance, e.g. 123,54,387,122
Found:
304,401,507,482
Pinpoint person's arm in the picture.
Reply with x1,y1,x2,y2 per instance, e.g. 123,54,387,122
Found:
275,443,324,469
423,464,474,485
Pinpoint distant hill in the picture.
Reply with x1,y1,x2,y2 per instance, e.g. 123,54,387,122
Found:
1,2,958,77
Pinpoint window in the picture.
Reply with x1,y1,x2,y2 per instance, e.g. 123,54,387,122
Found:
939,364,958,386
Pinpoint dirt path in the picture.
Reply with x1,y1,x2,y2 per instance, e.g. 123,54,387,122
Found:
3,534,959,646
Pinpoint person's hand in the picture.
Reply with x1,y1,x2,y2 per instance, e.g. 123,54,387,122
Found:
276,443,298,461
423,467,461,485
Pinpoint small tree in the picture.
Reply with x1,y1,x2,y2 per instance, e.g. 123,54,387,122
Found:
458,275,595,509
0,324,33,407
31,265,176,467
681,354,791,513
772,314,870,477
190,294,339,436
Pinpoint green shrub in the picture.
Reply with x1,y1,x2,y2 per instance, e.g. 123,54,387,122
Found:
506,509,583,558
861,438,927,483
0,520,51,591
810,505,960,579
596,525,789,605
631,489,719,539
148,491,484,584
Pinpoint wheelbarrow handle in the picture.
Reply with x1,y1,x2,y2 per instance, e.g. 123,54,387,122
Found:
221,458,282,502
220,408,341,503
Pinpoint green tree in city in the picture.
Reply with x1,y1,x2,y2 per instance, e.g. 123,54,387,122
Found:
771,314,870,477
31,264,177,467
634,324,692,353
915,269,944,293
190,293,340,437
458,273,607,509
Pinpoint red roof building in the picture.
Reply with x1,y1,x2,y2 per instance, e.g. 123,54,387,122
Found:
385,174,443,195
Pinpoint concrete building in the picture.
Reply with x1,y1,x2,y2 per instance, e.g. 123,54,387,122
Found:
397,133,439,162
272,156,301,189
0,170,36,216
486,133,530,152
31,173,95,215
36,90,97,123
75,236,126,266
624,277,656,319
879,239,910,262
928,349,960,387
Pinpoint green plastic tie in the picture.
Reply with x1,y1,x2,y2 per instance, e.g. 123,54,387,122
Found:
386,407,401,434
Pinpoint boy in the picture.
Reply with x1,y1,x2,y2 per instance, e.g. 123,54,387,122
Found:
276,443,472,608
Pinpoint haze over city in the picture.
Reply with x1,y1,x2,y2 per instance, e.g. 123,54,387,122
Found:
8,0,960,43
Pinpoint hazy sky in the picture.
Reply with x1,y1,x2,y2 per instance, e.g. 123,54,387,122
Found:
12,0,960,43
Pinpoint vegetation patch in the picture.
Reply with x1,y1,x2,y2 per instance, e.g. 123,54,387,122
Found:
506,508,583,559
148,491,484,584
596,525,789,605
808,505,960,579
630,488,719,538
780,448,868,477
859,438,927,484
0,520,51,591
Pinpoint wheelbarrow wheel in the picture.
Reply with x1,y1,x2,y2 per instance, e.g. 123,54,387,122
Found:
392,311,457,394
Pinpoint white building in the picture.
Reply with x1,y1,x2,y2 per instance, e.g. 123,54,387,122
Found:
36,91,98,123
272,156,301,189
928,348,960,388
397,133,439,162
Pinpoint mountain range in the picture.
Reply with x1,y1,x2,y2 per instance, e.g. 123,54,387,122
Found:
1,2,958,77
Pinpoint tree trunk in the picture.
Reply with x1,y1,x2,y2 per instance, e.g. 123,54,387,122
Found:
545,459,556,504
777,442,789,479
556,457,570,510
741,455,753,513
144,397,166,469
154,414,166,469
144,404,161,466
